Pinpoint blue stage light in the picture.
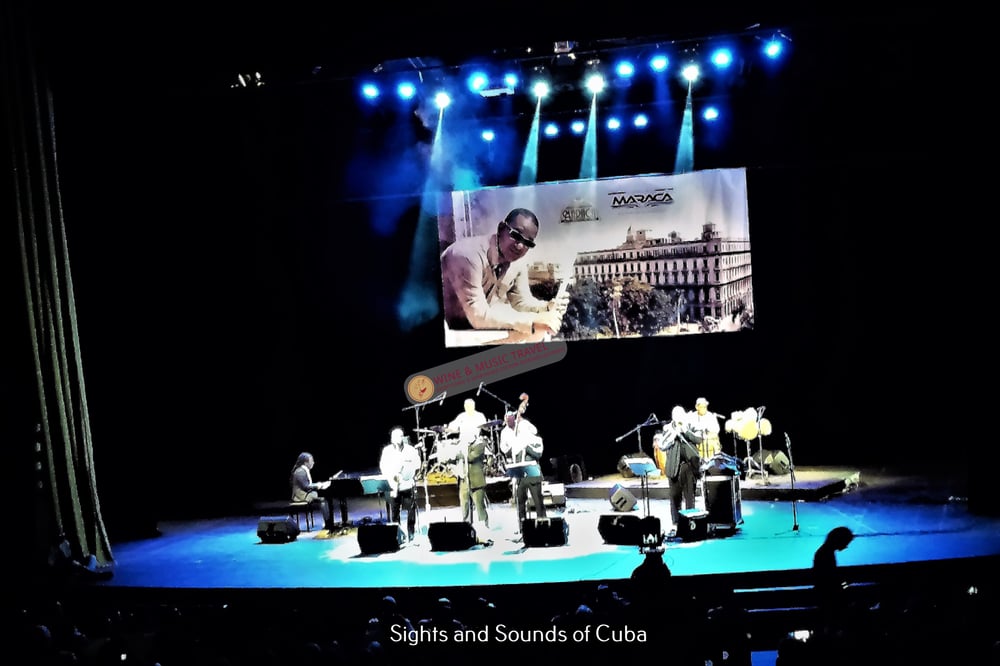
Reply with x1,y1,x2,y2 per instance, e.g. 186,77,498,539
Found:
710,48,733,69
397,82,417,100
467,71,489,92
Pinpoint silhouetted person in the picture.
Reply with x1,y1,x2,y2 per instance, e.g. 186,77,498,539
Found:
812,526,854,632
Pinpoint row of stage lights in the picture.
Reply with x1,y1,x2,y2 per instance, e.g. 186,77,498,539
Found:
358,36,789,107
475,107,723,143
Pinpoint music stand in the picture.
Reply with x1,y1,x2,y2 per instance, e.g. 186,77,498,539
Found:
327,478,364,527
624,457,658,518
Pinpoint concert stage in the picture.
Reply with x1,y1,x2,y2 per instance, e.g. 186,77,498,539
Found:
95,465,999,591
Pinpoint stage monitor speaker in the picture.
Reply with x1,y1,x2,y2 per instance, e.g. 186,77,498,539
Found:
257,516,300,544
357,523,404,555
521,517,569,547
609,483,638,512
754,449,790,475
598,514,662,546
676,509,709,542
705,475,743,528
427,521,478,551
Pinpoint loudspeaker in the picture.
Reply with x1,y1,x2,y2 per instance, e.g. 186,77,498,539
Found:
609,483,638,512
521,517,569,547
527,482,567,509
257,516,300,543
357,523,404,555
598,514,662,546
754,449,790,475
427,522,478,551
676,509,709,542
705,475,743,527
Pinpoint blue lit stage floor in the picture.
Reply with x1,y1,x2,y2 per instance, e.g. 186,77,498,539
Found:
96,466,1000,591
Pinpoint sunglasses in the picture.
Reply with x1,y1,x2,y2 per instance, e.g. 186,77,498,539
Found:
502,221,536,248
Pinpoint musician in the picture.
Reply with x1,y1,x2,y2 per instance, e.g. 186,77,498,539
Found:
499,411,546,524
688,397,722,458
445,399,490,528
290,452,333,532
440,207,567,335
656,406,703,530
379,426,421,542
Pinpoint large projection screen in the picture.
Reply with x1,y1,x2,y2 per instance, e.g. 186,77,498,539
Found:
438,168,754,348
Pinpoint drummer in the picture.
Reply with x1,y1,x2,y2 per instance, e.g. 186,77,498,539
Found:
444,398,491,528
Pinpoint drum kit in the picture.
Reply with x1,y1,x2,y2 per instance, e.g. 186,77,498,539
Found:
412,420,507,480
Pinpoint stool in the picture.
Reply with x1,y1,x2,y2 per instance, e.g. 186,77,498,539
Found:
287,501,316,532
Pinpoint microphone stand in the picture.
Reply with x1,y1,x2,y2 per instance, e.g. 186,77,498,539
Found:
784,432,800,533
402,392,446,514
477,384,511,413
477,383,511,479
615,414,660,458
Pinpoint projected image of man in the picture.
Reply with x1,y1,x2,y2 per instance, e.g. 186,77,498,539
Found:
440,207,566,335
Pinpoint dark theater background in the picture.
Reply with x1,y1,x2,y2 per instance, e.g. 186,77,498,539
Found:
5,4,981,662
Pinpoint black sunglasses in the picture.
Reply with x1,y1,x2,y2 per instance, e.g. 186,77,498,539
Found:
502,220,536,248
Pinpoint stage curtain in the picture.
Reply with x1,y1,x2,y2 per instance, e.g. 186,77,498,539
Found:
3,1,114,569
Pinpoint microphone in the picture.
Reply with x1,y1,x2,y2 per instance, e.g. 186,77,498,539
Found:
439,391,447,405
711,412,726,419
477,382,483,397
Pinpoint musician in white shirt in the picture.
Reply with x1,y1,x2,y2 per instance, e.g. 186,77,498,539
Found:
379,426,421,541
688,397,721,458
499,412,546,523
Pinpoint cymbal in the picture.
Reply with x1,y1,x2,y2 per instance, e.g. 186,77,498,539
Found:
413,428,442,435
480,419,504,429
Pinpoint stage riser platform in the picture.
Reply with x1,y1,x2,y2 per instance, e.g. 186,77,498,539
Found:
413,468,859,506
566,468,861,503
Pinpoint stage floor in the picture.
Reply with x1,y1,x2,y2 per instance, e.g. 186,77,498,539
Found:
96,466,1000,591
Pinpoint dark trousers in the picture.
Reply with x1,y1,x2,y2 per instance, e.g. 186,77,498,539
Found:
389,487,418,539
516,476,546,522
459,476,489,526
667,461,697,525
304,491,331,527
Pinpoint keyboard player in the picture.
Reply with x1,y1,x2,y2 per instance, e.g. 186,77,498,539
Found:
290,452,334,532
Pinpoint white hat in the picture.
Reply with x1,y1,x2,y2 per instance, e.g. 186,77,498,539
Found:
696,397,709,406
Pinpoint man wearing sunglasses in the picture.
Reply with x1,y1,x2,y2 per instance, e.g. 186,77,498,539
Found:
440,207,566,337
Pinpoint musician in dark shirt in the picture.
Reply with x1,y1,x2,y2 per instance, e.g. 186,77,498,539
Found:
290,452,333,532
655,405,703,531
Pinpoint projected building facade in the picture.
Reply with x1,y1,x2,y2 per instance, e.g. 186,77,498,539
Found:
572,223,752,322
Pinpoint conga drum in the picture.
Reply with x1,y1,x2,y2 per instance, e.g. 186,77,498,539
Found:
653,444,667,477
